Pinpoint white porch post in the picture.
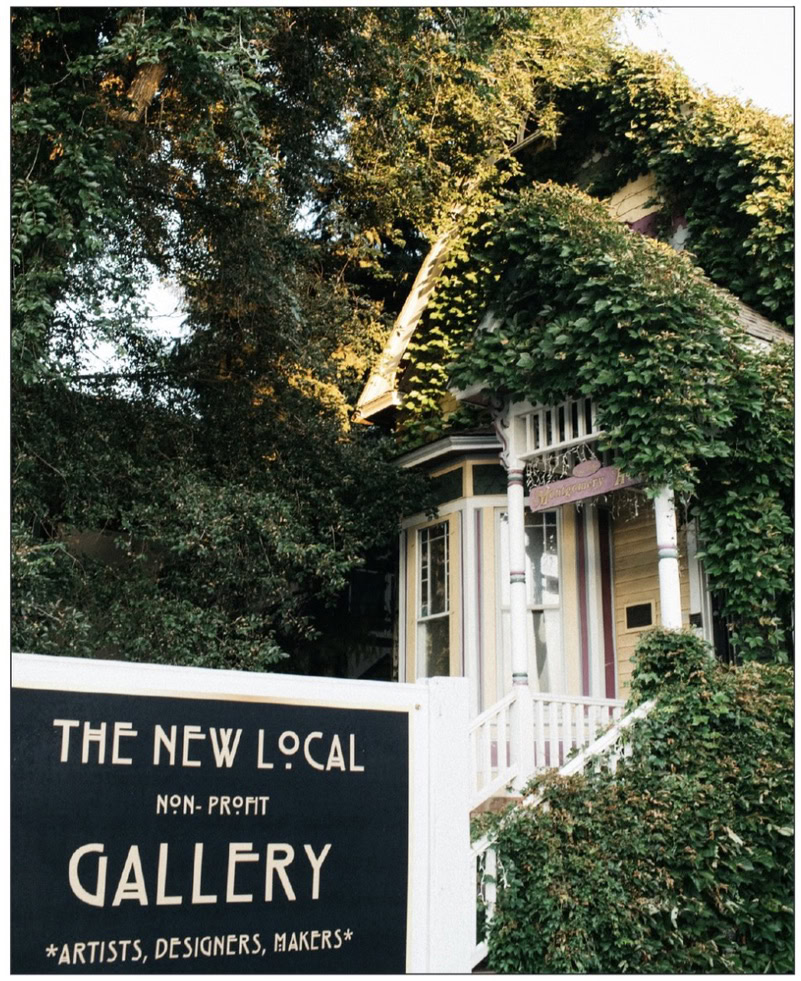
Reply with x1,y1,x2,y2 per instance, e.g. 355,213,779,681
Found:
507,461,529,685
493,403,535,789
654,486,683,629
506,457,536,787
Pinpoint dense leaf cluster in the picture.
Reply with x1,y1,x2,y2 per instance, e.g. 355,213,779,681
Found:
521,48,794,327
13,378,426,668
406,183,792,660
484,630,794,973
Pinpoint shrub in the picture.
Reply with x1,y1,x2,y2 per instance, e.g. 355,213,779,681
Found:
486,630,794,973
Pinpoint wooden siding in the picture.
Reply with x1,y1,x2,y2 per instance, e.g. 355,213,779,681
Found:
612,505,691,695
480,508,499,709
560,505,582,696
608,173,661,224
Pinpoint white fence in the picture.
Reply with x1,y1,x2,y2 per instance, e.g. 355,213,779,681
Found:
12,654,475,974
13,651,649,974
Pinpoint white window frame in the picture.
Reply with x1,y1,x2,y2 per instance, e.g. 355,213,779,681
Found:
495,507,564,695
416,521,451,678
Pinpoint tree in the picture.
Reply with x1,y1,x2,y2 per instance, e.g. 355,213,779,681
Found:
12,7,622,668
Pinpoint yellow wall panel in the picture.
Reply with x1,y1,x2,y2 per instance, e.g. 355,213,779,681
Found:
560,505,581,695
612,505,692,694
449,511,461,676
482,508,501,707
405,529,417,684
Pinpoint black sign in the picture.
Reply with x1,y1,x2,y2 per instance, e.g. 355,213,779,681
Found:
11,686,410,973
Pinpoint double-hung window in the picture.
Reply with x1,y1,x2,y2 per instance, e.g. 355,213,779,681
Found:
417,522,450,677
498,510,563,693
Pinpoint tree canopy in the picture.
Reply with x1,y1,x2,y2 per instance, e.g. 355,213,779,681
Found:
11,6,622,668
12,9,791,670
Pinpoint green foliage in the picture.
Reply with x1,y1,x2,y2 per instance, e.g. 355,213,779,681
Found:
628,626,712,701
12,8,626,669
12,380,426,666
395,47,792,660
524,47,793,327
407,183,792,659
337,7,619,241
443,182,744,496
692,341,794,661
485,630,794,973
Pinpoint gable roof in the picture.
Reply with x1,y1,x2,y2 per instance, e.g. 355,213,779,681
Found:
354,227,458,422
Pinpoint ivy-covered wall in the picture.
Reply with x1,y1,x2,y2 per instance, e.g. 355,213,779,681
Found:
517,48,793,328
433,185,790,662
392,49,793,663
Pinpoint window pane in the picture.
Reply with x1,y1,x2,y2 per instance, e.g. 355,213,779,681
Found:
418,617,450,677
429,468,463,505
531,609,563,692
472,464,507,496
526,512,559,605
420,523,448,617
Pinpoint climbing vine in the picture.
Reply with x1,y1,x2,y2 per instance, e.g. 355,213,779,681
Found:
399,181,792,660
522,48,794,327
393,47,793,660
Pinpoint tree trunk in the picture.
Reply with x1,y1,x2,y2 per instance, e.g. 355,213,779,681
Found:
118,62,167,123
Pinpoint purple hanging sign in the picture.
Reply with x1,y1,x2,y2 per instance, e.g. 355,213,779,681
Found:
529,465,638,512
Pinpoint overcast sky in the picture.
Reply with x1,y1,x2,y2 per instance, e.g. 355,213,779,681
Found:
619,7,794,117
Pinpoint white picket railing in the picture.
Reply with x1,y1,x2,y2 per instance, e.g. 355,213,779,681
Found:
530,691,625,771
468,691,519,810
469,688,625,812
469,696,655,969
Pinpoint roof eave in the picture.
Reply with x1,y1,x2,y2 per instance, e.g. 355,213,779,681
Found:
396,434,501,469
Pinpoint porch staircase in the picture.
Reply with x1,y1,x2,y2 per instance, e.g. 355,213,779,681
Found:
467,689,656,969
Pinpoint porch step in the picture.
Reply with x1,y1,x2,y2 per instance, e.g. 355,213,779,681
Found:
470,795,520,819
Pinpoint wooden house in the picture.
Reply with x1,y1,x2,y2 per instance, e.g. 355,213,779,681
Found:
354,173,791,734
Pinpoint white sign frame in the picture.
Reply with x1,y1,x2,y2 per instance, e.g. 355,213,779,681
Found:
11,652,473,974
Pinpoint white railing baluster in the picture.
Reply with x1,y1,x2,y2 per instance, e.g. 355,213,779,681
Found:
570,701,579,757
484,845,497,924
471,690,625,809
548,700,558,768
468,691,520,811
470,728,478,797
483,716,493,788
588,703,599,742
535,697,546,769
504,711,509,770
471,834,496,968
577,701,587,751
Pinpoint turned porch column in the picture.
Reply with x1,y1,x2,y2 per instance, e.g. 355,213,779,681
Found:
494,403,536,787
506,460,530,686
654,486,683,629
